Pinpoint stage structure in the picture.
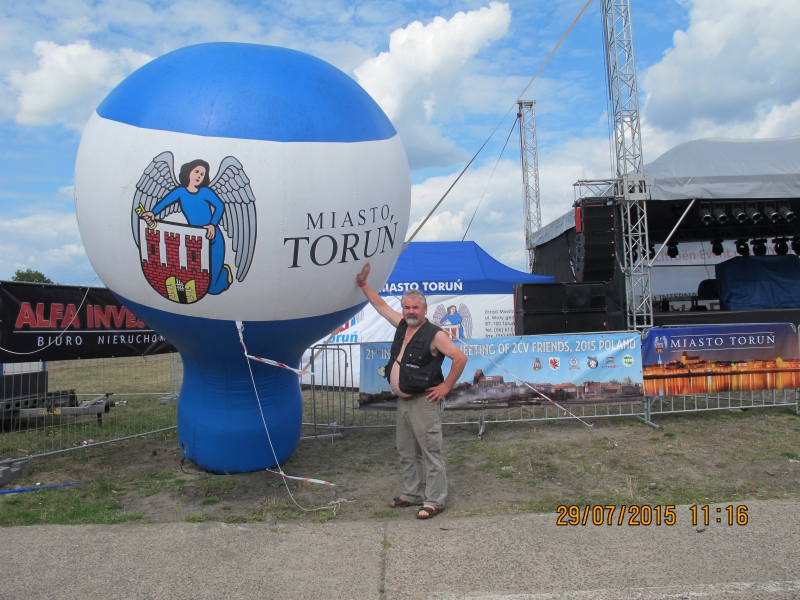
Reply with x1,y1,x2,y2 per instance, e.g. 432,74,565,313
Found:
580,0,651,331
529,0,800,333
528,0,653,330
531,136,800,330
518,100,542,273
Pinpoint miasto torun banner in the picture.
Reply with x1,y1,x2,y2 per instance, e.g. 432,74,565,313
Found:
0,281,175,363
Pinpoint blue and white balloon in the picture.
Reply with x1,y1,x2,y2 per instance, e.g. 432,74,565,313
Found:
75,43,410,472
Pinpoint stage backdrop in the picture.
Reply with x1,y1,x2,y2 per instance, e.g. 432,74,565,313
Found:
0,282,175,363
360,332,643,409
641,323,800,396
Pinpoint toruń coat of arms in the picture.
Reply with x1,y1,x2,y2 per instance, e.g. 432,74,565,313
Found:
131,151,257,304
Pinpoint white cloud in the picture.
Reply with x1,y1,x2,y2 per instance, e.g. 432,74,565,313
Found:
642,0,800,142
537,136,615,222
402,133,618,270
406,158,530,267
0,211,95,284
8,40,153,130
354,2,511,170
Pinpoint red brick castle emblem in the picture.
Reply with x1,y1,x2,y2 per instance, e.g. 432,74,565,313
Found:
139,220,211,304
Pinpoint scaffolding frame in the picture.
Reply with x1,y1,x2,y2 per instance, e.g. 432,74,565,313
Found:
568,0,653,331
518,100,542,273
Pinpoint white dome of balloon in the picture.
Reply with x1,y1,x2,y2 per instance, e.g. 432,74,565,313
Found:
74,43,410,473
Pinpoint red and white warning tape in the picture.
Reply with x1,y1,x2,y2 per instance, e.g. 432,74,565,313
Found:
279,473,336,486
235,320,313,377
235,320,333,490
245,354,312,376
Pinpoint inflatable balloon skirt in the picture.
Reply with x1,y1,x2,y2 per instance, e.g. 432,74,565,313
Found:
120,296,360,473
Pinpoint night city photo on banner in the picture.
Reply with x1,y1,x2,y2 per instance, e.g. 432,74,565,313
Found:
641,323,800,396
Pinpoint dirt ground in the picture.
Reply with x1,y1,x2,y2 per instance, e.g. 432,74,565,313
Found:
8,406,800,525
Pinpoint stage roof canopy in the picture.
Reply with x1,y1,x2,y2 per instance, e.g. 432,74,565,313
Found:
532,136,800,247
647,136,800,201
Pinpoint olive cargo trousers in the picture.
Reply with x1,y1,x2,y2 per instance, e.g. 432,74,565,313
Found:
396,394,447,510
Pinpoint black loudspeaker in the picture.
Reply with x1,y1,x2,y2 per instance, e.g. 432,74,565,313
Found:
564,283,607,311
514,283,564,312
514,283,610,335
515,312,567,336
565,311,608,333
575,203,616,282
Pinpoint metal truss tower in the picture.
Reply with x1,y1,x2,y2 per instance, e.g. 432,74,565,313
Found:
518,100,541,273
602,0,652,330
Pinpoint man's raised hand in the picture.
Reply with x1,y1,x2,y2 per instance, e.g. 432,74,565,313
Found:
356,263,371,287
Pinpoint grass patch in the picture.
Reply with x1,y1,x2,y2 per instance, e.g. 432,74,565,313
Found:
370,509,400,519
198,473,237,497
0,477,143,526
136,470,184,497
185,512,262,524
201,497,219,505
311,510,334,523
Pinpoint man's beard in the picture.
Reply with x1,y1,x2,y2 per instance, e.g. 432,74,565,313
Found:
405,315,420,326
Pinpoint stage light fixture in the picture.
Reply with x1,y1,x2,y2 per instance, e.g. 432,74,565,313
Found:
713,206,729,224
752,238,767,256
667,243,679,259
746,205,763,223
698,204,713,225
780,204,796,222
711,239,724,256
764,204,781,223
735,239,750,256
649,245,655,259
732,205,747,223
792,237,800,255
773,238,789,255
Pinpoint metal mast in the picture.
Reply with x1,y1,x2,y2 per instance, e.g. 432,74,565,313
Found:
602,0,652,330
518,100,541,273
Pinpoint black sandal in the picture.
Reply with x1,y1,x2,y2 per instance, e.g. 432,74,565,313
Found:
389,496,421,508
416,506,444,519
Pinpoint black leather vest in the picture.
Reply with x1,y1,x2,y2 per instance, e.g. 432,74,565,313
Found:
385,319,445,395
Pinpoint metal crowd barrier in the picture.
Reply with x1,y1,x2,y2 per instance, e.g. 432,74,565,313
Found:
305,343,652,438
3,344,797,466
1,353,181,463
644,388,799,422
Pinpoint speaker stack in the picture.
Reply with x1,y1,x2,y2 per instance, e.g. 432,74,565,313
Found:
575,202,616,282
514,283,608,335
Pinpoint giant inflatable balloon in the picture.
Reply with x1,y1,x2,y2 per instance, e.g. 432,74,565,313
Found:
75,43,410,473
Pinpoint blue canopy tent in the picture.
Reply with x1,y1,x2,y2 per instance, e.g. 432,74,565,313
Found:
380,241,555,295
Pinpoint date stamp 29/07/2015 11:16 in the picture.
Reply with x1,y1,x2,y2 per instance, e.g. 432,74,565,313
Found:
556,504,749,527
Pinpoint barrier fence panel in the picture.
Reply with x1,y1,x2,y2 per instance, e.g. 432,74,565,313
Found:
645,389,800,422
5,343,795,463
1,353,181,462
304,344,396,437
305,343,653,437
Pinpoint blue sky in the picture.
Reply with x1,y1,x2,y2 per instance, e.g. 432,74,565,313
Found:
1,0,798,284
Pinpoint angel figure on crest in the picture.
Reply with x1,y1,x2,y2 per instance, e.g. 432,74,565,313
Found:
131,152,257,298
